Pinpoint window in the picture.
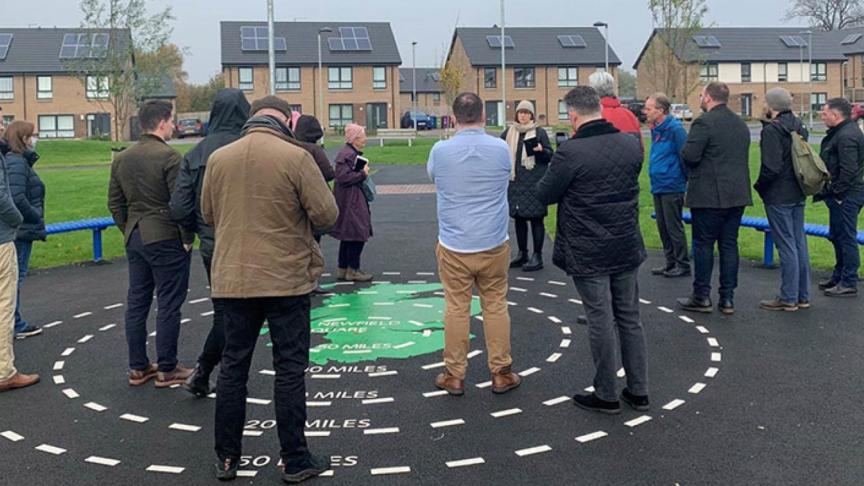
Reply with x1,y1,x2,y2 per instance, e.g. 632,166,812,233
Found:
329,104,353,127
811,62,827,81
86,75,109,99
700,63,718,82
373,67,387,89
432,92,441,105
778,62,788,82
238,68,253,91
741,63,751,83
275,67,300,91
289,104,302,114
514,67,535,88
811,92,827,112
2,115,13,126
39,115,74,138
37,76,52,99
558,100,569,121
484,67,496,89
328,67,352,90
0,77,12,100
558,67,578,87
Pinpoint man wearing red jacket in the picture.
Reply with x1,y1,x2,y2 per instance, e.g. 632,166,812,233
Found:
589,71,643,148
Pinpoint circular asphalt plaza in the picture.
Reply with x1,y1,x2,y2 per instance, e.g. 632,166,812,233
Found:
1,165,862,485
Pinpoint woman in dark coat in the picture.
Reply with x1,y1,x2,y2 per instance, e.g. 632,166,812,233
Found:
330,123,373,282
501,100,553,271
4,121,45,338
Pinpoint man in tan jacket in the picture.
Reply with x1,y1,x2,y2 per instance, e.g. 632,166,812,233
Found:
202,96,338,482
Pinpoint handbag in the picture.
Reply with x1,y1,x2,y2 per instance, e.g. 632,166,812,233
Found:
361,175,376,202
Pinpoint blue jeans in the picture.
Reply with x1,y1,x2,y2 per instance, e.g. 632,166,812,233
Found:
765,203,811,303
691,207,745,300
826,191,864,288
13,240,32,333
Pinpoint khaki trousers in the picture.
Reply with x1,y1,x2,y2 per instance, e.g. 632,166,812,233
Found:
436,241,512,380
0,242,18,381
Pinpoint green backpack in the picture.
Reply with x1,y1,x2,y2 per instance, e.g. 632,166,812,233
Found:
784,125,830,196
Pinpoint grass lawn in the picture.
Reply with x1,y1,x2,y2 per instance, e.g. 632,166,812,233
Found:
37,139,196,168
362,138,438,164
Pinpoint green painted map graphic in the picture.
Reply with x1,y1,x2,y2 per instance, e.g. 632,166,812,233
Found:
263,283,481,364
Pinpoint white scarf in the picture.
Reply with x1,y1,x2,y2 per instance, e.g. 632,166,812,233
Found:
506,122,538,181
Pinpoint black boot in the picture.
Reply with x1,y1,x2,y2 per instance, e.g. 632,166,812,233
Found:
183,363,212,397
522,252,543,272
510,251,528,268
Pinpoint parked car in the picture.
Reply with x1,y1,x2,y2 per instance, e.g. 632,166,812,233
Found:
175,118,205,138
400,110,431,130
628,102,647,123
852,103,864,120
671,104,694,121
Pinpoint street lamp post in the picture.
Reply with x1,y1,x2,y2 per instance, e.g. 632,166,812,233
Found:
799,44,804,116
501,0,506,126
267,0,275,95
594,21,609,73
412,41,418,132
806,30,813,129
318,27,332,144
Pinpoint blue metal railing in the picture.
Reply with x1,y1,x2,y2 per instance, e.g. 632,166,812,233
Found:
45,217,116,262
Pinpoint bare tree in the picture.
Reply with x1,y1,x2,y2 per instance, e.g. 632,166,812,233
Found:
785,0,864,31
438,63,463,137
65,0,174,140
639,0,709,103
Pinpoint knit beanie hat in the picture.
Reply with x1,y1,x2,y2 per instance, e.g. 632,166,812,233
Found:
250,96,292,119
516,100,536,116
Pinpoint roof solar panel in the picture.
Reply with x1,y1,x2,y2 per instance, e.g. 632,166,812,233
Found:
239,25,287,52
0,33,12,60
842,33,862,45
487,35,515,48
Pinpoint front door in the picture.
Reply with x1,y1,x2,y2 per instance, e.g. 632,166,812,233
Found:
741,94,752,119
365,103,388,129
86,113,111,139
485,100,503,127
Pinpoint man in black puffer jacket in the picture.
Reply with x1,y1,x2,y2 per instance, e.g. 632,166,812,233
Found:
536,86,649,416
169,88,250,396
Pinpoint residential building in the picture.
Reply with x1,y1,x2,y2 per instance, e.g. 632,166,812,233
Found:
220,21,402,129
634,28,864,118
0,28,136,140
399,68,446,118
445,27,621,127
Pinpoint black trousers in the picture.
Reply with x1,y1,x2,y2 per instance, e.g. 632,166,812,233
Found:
338,241,365,269
214,295,312,467
124,229,191,372
691,207,744,300
513,216,545,253
197,251,225,371
653,193,690,270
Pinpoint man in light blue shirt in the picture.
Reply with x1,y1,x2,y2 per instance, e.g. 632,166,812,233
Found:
427,92,521,397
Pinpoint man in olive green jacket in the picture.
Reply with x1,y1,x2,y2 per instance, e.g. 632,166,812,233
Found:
108,100,194,389
201,96,338,482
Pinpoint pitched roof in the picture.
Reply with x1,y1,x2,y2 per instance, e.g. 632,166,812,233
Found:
634,27,864,69
399,68,442,93
0,27,131,74
220,21,402,66
138,75,176,99
452,27,621,67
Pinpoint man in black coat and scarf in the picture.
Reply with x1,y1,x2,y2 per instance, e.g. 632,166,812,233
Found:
169,88,250,396
536,86,649,415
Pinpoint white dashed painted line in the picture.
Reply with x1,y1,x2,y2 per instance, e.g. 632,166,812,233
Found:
657,306,674,313
332,282,354,286
148,331,157,337
516,277,534,282
104,303,124,310
188,297,209,304
467,350,483,359
73,312,93,319
259,369,276,376
343,349,373,355
422,390,449,398
431,419,465,428
43,321,63,329
412,303,433,308
201,311,215,317
367,316,391,321
84,402,107,412
369,370,398,378
711,352,722,362
639,299,651,304
510,287,527,293
696,326,710,334
407,280,427,284
311,374,342,379
434,292,446,296
515,445,552,457
540,293,558,298
146,465,185,474
306,401,332,408
617,368,626,378
61,348,75,357
546,353,562,363
1,431,24,442
475,381,493,389
375,302,395,307
169,423,201,432
120,414,149,424
393,341,414,350
364,427,400,435
328,303,350,308
662,399,686,410
707,338,719,347
396,290,417,295
584,386,596,393
421,361,446,370
490,408,522,418
85,456,121,467
519,367,541,377
705,367,719,378
362,397,395,405
323,317,346,323
304,431,331,437
371,466,411,476
548,280,567,286
246,398,271,405
180,318,191,324
77,335,94,344
543,396,571,406
53,361,65,371
688,383,707,394
561,326,572,335
371,281,390,285
99,324,117,331
417,272,435,276
678,316,695,324
474,315,484,321
358,291,379,295
548,316,562,324
382,271,401,276
243,430,263,437
569,299,583,305
527,307,544,314
408,320,425,327
575,431,608,443
52,375,65,385
35,444,66,455
237,470,258,478
446,457,486,468
560,339,572,348
624,415,653,427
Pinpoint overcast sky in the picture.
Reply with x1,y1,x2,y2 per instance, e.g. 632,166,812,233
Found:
4,0,806,84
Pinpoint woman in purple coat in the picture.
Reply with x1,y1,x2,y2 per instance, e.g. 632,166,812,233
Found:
330,124,373,281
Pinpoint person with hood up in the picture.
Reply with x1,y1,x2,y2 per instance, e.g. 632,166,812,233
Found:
294,115,335,184
169,88,250,396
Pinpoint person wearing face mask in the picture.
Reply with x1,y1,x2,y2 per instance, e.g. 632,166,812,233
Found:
3,121,45,340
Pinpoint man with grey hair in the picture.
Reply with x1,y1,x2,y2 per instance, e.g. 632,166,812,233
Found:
536,86,649,415
755,88,811,311
588,71,642,144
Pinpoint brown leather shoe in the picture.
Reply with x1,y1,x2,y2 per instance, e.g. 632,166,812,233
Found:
434,370,464,396
0,372,40,392
336,267,347,280
491,367,521,394
128,363,158,386
346,268,373,282
155,364,194,388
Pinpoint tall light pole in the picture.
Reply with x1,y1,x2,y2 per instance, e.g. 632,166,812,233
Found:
318,26,332,144
799,44,804,116
805,30,813,129
594,21,609,73
267,0,275,95
411,41,418,132
500,0,506,126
